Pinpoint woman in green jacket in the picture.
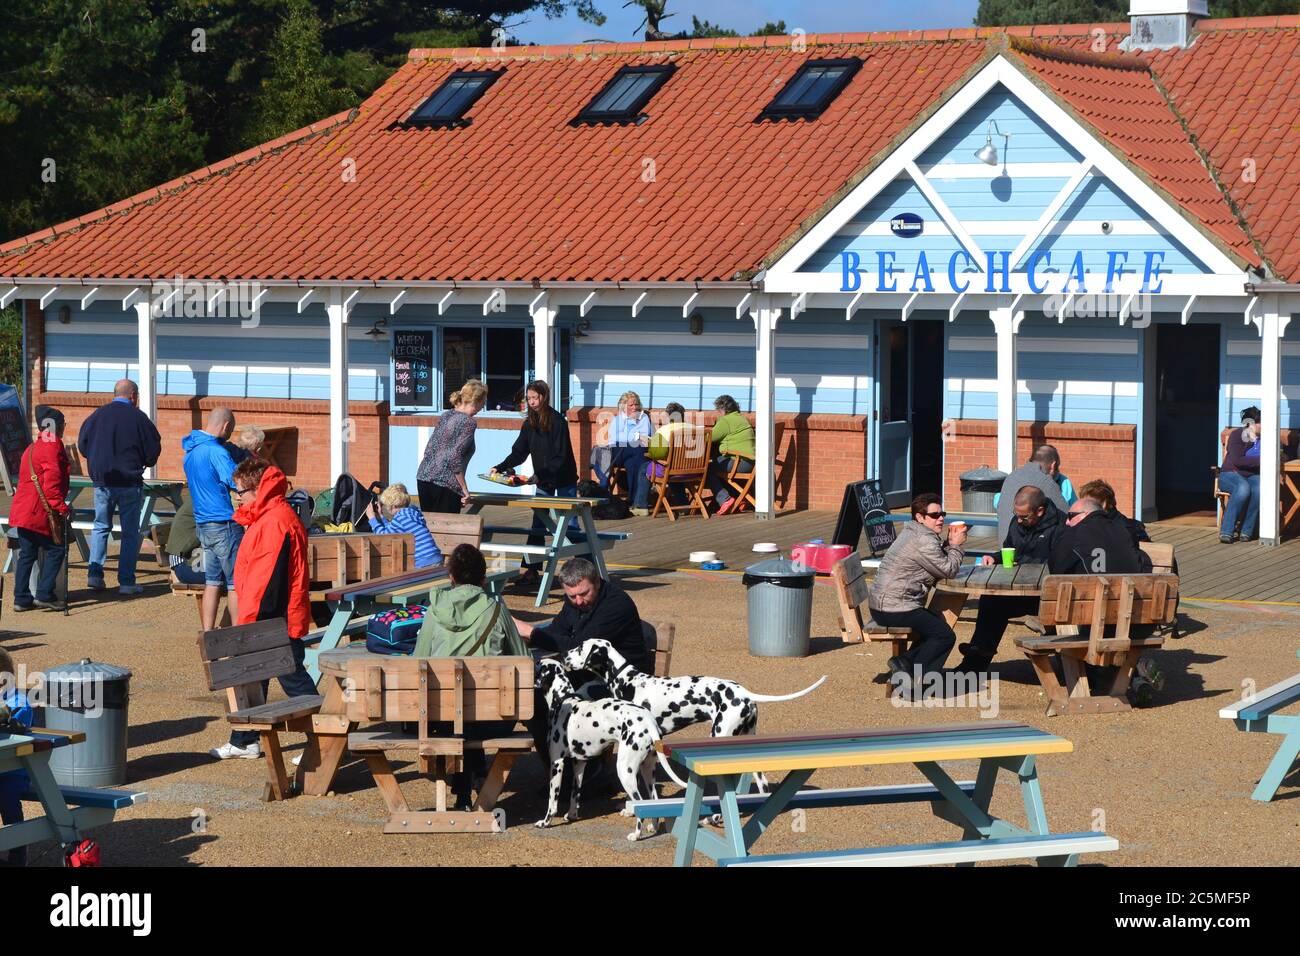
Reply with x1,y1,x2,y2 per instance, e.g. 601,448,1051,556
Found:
706,394,756,515
414,544,527,657
413,543,526,809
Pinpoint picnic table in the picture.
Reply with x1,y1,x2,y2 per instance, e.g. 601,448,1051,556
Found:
1218,647,1300,801
3,475,185,572
465,492,627,607
304,564,518,682
633,722,1117,867
0,727,146,858
930,562,1048,628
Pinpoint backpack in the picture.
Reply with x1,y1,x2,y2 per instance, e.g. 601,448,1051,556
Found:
365,605,427,656
331,474,383,532
285,489,314,530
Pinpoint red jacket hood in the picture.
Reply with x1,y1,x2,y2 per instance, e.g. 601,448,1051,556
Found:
234,465,289,527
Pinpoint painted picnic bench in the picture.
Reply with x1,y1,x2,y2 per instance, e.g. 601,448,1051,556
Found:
633,722,1117,867
1015,574,1178,716
1218,648,1300,802
465,492,627,606
307,564,518,682
0,727,147,859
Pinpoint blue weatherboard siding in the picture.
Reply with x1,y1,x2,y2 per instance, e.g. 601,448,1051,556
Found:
917,88,1085,169
44,300,389,401
1220,318,1300,427
945,312,1142,425
388,421,527,496
568,306,872,415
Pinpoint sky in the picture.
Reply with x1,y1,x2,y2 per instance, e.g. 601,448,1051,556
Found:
506,0,983,46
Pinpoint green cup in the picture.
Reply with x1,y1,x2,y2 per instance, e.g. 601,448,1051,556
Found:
1000,547,1015,568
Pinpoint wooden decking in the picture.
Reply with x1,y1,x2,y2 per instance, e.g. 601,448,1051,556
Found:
477,506,1300,604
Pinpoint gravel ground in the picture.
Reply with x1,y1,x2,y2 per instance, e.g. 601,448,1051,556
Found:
4,558,1297,867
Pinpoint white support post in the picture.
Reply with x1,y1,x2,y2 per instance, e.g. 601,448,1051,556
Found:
135,301,157,478
532,294,555,387
328,287,351,482
1258,294,1286,545
990,303,1021,474
753,296,780,518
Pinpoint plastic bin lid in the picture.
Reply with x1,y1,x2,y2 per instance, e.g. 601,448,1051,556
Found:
41,658,133,684
959,465,1007,481
744,557,815,579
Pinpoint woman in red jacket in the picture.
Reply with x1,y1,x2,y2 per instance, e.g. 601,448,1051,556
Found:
210,457,314,760
10,406,71,611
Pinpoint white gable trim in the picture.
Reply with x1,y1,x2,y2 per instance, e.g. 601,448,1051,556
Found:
764,55,1245,288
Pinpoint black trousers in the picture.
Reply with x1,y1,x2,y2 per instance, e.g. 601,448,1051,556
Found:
967,596,1039,658
869,606,955,675
418,480,462,514
231,640,316,747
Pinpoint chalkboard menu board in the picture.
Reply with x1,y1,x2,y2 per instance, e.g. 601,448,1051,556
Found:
831,479,897,557
393,330,434,408
0,384,30,495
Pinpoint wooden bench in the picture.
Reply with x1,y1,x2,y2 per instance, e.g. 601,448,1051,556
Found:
1218,651,1300,802
1014,574,1178,716
305,532,415,597
343,655,534,833
425,512,483,554
198,618,325,801
644,619,674,678
831,551,915,695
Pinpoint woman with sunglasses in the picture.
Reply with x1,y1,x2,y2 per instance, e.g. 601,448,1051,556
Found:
867,493,967,697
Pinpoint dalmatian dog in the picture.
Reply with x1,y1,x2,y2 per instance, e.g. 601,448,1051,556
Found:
560,639,827,793
533,659,687,841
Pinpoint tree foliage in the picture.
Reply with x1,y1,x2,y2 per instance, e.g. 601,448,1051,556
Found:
976,0,1298,26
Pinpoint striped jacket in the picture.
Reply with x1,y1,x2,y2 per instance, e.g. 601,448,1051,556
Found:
370,506,442,569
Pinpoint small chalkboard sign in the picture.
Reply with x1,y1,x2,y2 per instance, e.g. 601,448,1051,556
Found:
0,384,30,495
831,479,897,557
393,330,434,408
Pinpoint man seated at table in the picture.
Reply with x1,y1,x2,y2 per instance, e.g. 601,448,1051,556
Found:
994,445,1072,541
1077,479,1150,549
511,558,648,673
957,486,1064,673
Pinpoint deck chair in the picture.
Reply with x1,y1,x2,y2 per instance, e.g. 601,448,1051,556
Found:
649,426,710,521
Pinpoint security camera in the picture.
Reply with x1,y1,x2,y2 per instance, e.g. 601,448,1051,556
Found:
1101,221,1113,235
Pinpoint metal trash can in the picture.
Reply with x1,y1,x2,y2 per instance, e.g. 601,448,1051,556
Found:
41,659,132,787
959,465,1007,514
743,557,815,658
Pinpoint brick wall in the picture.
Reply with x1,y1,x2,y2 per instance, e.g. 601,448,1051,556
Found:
36,390,388,495
565,407,869,511
943,419,1137,513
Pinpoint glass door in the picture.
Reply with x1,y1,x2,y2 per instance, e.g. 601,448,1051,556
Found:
876,320,912,508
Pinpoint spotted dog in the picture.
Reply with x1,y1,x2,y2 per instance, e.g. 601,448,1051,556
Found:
561,639,827,791
533,659,687,841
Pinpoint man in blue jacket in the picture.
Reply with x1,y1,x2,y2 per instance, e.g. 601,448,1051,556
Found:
183,407,243,631
76,379,162,595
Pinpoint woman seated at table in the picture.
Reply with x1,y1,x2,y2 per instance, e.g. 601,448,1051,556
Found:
867,493,968,698
163,498,206,585
1216,405,1287,544
705,395,755,515
646,402,690,506
413,544,527,808
365,483,442,569
592,391,653,516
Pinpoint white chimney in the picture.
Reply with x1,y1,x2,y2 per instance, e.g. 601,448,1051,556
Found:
1123,0,1208,51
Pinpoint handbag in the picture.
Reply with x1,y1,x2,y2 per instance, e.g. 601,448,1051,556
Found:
27,447,66,546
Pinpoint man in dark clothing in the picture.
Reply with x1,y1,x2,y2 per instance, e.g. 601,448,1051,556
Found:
516,558,646,798
1050,499,1152,575
957,486,1065,671
995,451,1070,542
1076,479,1151,551
76,378,162,594
513,559,648,672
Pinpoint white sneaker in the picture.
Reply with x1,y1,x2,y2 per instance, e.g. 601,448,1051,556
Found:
119,584,144,596
210,742,261,760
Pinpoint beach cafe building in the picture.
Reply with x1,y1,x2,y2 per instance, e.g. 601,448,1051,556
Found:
4,3,1300,539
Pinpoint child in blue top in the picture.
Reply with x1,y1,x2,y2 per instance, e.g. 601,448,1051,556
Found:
367,484,443,569
0,647,33,865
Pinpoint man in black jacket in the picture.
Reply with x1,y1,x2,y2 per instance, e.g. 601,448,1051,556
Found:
76,379,162,595
1049,499,1152,576
957,486,1064,672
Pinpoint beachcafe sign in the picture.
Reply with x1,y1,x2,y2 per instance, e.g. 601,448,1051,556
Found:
839,249,1173,296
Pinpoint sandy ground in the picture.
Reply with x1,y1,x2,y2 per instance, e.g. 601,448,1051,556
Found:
3,557,1298,867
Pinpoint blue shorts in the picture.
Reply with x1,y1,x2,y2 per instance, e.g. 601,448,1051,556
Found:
197,521,244,589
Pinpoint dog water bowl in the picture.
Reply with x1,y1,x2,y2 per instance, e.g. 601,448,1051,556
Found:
700,561,725,571
689,551,718,563
752,542,779,554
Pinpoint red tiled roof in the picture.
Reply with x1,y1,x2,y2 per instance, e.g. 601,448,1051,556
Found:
2,17,1297,282
1006,38,1256,266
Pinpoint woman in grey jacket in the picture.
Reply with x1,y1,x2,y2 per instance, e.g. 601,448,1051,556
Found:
868,493,967,692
